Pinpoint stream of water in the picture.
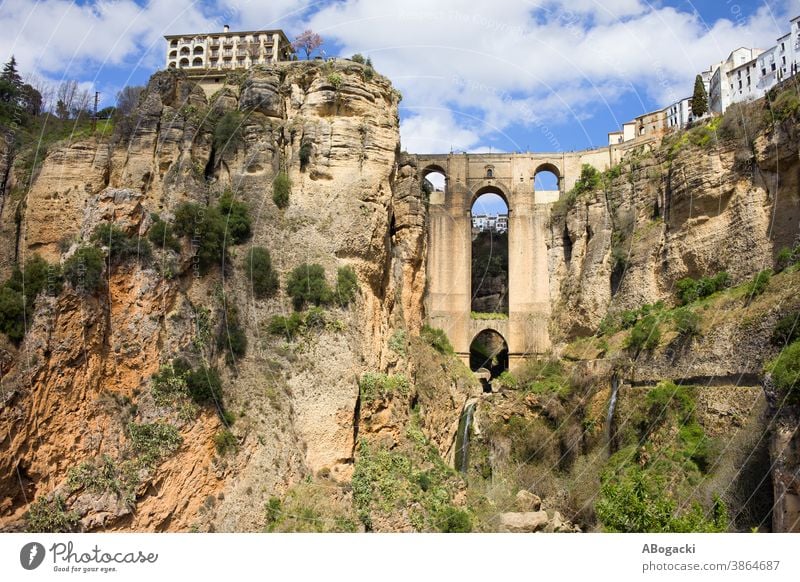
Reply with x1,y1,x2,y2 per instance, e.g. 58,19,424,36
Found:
455,401,476,474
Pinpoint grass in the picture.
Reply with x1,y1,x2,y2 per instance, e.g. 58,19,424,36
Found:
358,372,410,403
127,422,182,468
470,311,508,320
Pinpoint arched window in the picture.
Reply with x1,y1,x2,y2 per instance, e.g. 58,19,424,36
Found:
421,166,447,197
180,46,190,55
533,164,561,204
179,58,190,68
193,46,204,55
192,57,203,67
486,167,494,178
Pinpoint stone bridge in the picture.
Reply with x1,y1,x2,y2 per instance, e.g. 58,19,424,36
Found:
418,150,613,370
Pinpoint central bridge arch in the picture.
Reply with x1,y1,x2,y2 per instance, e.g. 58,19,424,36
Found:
419,151,610,370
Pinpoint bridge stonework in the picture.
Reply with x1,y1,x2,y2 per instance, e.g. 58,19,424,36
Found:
418,150,613,369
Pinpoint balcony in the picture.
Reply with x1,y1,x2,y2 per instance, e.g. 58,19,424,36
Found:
211,51,219,58
237,50,248,57
222,50,233,58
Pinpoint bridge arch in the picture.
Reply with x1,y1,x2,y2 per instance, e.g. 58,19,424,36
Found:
470,182,512,211
421,164,447,196
469,329,509,380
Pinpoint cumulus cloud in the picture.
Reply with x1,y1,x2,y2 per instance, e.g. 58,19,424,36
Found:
308,0,795,151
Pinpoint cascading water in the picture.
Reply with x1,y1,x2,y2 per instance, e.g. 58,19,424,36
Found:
454,401,477,474
605,374,620,453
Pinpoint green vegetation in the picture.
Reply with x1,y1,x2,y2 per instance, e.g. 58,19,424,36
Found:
67,455,137,506
772,312,800,346
286,263,333,310
334,266,359,306
775,246,800,272
388,329,407,355
766,87,800,123
218,191,252,244
91,223,151,265
420,325,454,355
672,307,700,338
597,470,727,532
597,381,727,532
692,74,709,117
626,314,661,353
598,301,666,335
327,72,343,90
0,254,62,343
746,269,772,300
263,484,359,533
470,311,508,320
151,359,223,408
63,246,105,293
244,247,279,299
217,303,247,364
358,372,409,402
766,340,800,403
148,214,181,252
25,495,80,533
675,271,730,305
266,312,306,340
273,172,291,208
214,429,237,455
213,110,243,152
351,426,469,532
350,53,366,64
127,422,182,468
471,230,508,314
173,194,251,273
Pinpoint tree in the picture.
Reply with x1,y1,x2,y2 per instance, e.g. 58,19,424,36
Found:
115,86,144,117
692,75,709,117
286,263,332,310
1,56,22,90
292,30,323,60
19,84,42,116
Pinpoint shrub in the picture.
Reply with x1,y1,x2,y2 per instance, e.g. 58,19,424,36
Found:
244,247,279,299
267,312,305,340
214,110,243,152
286,263,332,310
420,325,454,355
91,223,151,265
148,214,181,252
596,469,726,533
26,495,80,533
127,422,182,468
217,303,247,363
626,314,661,353
173,198,250,274
768,89,800,123
350,53,366,64
218,191,251,244
335,265,359,306
327,73,343,90
746,269,772,300
63,246,105,293
273,172,291,209
772,312,800,346
6,254,63,303
299,142,313,169
304,306,327,329
766,340,800,401
184,364,223,405
0,286,26,342
214,429,237,455
358,372,409,402
675,271,729,305
776,247,796,272
388,329,407,355
434,506,472,533
673,308,700,337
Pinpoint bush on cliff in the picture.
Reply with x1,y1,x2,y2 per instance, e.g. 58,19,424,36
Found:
286,263,332,310
767,340,800,403
244,246,279,299
63,246,105,294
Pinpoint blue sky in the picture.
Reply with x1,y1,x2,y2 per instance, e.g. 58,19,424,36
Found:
1,1,796,172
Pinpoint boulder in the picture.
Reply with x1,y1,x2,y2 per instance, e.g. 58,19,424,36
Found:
498,511,549,533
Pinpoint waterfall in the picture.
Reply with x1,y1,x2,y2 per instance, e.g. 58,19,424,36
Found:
454,401,477,474
605,374,620,453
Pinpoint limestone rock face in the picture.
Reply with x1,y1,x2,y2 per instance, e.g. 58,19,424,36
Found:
0,61,411,532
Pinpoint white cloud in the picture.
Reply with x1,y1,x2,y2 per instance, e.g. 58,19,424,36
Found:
308,0,796,151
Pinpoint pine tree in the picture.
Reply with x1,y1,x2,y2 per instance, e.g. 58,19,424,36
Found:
692,74,708,117
1,55,22,89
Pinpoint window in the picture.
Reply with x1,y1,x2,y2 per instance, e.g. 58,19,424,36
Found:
486,168,493,178
762,68,767,76
772,63,777,71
